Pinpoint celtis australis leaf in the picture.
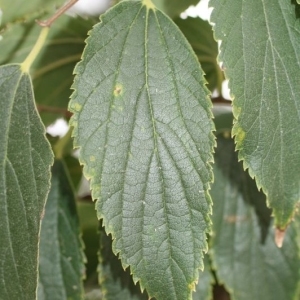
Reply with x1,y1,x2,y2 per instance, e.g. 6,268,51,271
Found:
0,64,53,299
69,1,214,299
210,0,300,229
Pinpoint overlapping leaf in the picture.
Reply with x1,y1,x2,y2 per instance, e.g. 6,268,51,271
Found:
69,1,214,299
1,15,95,125
38,160,85,300
210,0,300,229
0,64,53,299
210,133,300,300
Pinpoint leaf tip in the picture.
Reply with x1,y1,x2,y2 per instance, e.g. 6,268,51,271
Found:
274,227,286,248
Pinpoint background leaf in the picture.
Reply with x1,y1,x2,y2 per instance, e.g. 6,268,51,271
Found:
210,0,300,229
0,0,65,26
0,64,53,299
152,0,200,18
99,226,148,300
192,255,214,300
69,1,214,299
175,17,223,93
0,15,95,125
38,160,85,300
210,132,300,300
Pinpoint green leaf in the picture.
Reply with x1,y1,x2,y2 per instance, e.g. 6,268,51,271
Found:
69,1,214,299
0,0,65,26
210,134,300,300
0,15,94,125
152,0,200,18
99,227,148,300
64,154,82,190
38,160,85,300
192,255,214,300
175,17,223,93
0,64,53,299
210,0,300,229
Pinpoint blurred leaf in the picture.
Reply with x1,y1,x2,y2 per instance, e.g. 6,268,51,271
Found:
1,15,95,125
175,17,223,93
152,0,200,18
210,134,300,300
212,105,233,135
292,0,300,18
210,0,300,229
99,227,148,300
0,64,53,299
193,255,214,300
38,160,85,300
0,0,65,26
77,201,99,281
85,289,102,300
64,154,82,190
69,1,214,299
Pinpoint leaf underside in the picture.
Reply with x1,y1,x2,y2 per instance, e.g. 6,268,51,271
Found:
210,134,300,300
69,1,214,299
210,0,300,228
38,160,85,300
0,64,53,299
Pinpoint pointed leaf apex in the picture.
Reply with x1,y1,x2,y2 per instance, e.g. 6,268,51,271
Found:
275,228,286,248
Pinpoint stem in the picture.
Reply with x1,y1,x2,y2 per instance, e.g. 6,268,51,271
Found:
21,27,49,73
37,104,72,119
36,0,79,27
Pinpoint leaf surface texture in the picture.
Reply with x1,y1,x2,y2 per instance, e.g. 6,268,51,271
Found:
0,64,53,299
210,134,300,300
69,1,214,299
210,0,300,228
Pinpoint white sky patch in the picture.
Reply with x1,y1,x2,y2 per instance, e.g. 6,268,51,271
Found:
67,0,111,17
47,118,69,137
222,80,231,100
181,0,212,21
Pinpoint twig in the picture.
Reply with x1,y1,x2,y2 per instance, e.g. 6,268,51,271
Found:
36,0,79,27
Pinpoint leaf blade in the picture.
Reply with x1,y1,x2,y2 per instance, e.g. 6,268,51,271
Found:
210,0,300,228
0,64,53,299
69,2,214,299
38,160,85,300
210,133,300,300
